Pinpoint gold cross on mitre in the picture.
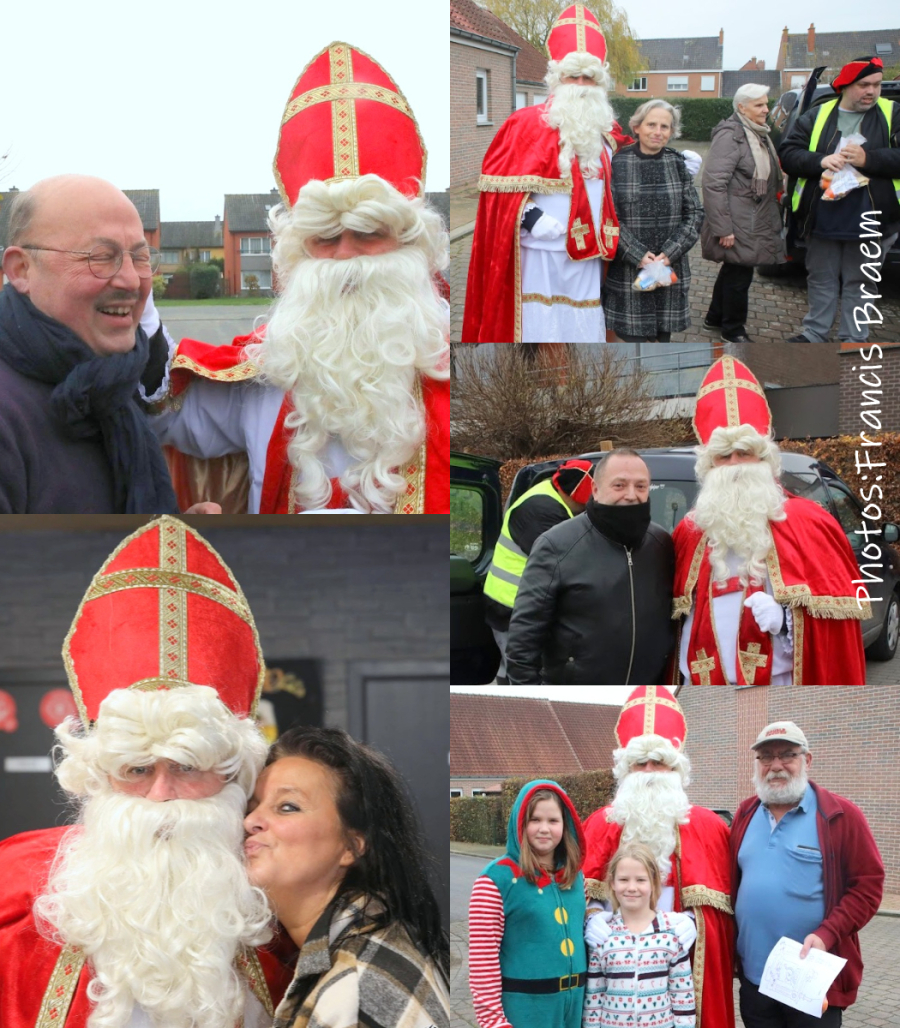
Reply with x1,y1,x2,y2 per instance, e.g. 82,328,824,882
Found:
739,642,769,685
690,647,716,685
570,217,591,250
694,355,768,430
554,4,603,52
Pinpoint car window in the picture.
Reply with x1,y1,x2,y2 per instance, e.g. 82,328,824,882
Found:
451,485,486,563
782,470,830,511
824,482,867,548
649,481,697,532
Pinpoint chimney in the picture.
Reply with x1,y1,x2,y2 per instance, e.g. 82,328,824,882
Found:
758,59,765,70
807,23,815,55
719,28,724,46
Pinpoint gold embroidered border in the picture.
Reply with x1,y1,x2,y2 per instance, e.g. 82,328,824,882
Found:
478,174,572,195
282,82,413,124
672,533,707,619
159,523,188,684
393,379,426,514
171,354,259,382
584,877,609,902
329,45,360,179
521,293,602,309
554,7,604,54
693,906,706,1026
766,550,872,620
513,195,528,342
616,688,683,744
681,885,734,916
237,948,274,1017
692,356,771,436
85,570,253,623
35,944,85,1028
793,606,805,684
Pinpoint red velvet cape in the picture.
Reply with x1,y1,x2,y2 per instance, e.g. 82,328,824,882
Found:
582,805,735,1028
671,496,868,685
165,335,449,514
0,827,293,1028
461,103,632,343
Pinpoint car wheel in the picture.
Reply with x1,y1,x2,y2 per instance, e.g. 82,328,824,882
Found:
866,590,900,661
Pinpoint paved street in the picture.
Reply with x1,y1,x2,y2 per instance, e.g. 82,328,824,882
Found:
450,853,900,1028
157,304,270,345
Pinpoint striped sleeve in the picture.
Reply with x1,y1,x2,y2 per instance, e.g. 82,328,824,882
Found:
668,946,697,1027
468,875,513,1028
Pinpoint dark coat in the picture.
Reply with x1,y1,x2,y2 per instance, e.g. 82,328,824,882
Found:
700,114,786,266
505,513,674,685
779,98,900,239
604,145,704,336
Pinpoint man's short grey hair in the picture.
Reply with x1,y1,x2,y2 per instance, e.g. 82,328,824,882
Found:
733,84,770,113
628,99,682,140
5,189,37,246
593,447,645,483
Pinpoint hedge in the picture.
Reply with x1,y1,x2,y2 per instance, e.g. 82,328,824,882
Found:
610,97,775,143
188,264,221,300
450,795,505,845
502,770,617,828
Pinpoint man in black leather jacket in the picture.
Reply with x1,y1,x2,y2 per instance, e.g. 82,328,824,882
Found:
505,449,674,684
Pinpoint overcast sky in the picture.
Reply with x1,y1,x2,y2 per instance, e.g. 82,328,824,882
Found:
450,686,676,704
1,0,448,220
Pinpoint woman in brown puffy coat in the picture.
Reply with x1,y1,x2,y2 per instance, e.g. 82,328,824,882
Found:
700,84,786,342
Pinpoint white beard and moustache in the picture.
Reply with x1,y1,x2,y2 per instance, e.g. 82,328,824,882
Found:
754,761,809,807
544,83,614,178
249,247,449,513
607,772,691,881
692,462,786,587
34,784,272,1028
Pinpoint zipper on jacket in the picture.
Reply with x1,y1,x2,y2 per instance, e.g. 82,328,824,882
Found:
625,547,635,685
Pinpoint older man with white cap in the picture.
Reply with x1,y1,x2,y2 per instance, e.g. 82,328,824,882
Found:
730,720,884,1028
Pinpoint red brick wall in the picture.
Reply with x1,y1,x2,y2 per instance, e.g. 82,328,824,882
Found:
839,345,900,434
451,40,514,187
677,685,900,893
613,71,721,99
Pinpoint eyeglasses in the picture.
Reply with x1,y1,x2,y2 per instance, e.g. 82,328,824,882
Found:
21,244,161,279
755,751,802,765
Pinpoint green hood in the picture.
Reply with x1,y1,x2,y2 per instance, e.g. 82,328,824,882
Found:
503,779,586,868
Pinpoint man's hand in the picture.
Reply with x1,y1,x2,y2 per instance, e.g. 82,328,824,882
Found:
743,592,785,634
841,142,867,168
529,213,565,241
584,910,614,947
821,152,847,173
799,933,826,959
719,234,735,248
184,502,222,514
669,912,697,954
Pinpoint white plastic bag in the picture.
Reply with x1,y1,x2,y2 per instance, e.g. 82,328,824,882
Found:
632,261,677,291
820,134,870,200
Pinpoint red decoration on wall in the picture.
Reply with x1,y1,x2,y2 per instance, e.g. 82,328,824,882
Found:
39,689,78,730
0,690,18,733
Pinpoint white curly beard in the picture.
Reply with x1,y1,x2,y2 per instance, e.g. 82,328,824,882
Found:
247,247,449,512
34,784,272,1028
544,83,614,178
607,771,691,881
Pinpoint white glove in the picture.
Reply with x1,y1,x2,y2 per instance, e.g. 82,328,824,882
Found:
682,149,702,176
529,213,565,241
584,909,614,947
669,911,697,954
744,592,785,634
139,286,161,336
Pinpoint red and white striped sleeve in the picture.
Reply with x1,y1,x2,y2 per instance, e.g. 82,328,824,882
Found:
468,875,513,1028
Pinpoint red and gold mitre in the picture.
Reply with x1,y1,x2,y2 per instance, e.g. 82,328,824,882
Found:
547,4,607,63
62,517,265,725
273,41,427,206
615,687,687,750
692,355,773,446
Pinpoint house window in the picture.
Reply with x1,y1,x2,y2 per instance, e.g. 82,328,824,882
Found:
516,91,527,109
532,93,547,105
701,76,715,92
159,250,180,264
790,74,807,88
240,236,271,254
472,789,492,797
199,250,211,262
667,76,689,92
450,789,462,798
241,270,272,291
476,69,489,124
628,77,647,91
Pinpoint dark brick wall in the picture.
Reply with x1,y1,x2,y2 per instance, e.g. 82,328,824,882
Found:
677,685,900,893
839,345,900,434
726,341,841,388
0,525,447,726
451,39,514,186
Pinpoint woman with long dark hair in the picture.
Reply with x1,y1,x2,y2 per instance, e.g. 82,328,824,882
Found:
243,725,449,1028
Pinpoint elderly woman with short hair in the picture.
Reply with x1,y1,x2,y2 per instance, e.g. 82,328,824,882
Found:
700,83,786,343
603,99,703,342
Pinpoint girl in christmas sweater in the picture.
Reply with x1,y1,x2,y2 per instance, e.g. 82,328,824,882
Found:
469,779,586,1028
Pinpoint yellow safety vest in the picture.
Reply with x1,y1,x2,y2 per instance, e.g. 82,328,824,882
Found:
483,479,573,609
792,97,900,212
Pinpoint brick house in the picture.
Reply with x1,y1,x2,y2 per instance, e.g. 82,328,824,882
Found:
450,692,618,796
158,216,225,280
839,342,900,433
776,24,900,93
615,31,724,99
223,190,280,297
675,684,900,893
451,0,548,187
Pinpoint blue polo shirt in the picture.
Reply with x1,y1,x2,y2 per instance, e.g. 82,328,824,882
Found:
735,784,825,984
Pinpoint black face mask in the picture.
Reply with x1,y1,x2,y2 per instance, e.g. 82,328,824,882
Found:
585,497,651,549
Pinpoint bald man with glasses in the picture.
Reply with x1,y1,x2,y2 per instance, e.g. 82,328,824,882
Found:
729,721,884,1028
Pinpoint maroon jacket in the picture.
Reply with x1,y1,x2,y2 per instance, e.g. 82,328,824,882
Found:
730,781,884,1008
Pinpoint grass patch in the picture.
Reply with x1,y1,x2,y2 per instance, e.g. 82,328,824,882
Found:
156,297,273,307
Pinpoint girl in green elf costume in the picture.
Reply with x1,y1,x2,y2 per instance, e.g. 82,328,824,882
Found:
469,779,587,1028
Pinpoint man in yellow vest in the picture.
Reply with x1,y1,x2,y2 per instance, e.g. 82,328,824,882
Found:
780,56,900,343
483,458,593,683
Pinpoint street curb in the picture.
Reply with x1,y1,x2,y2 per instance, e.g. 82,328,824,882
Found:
449,221,476,244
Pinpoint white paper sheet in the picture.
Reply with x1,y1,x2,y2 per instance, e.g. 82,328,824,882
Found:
758,937,847,1018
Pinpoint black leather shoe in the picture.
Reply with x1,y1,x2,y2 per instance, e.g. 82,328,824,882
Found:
721,333,755,343
786,334,812,342
703,317,721,330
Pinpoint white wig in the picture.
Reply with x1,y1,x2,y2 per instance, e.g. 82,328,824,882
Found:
733,83,770,113
695,424,782,483
54,685,268,801
546,51,611,92
612,734,691,786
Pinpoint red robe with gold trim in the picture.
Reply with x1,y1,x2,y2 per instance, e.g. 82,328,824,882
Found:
672,496,868,685
582,805,735,1028
157,335,449,514
0,827,294,1028
461,104,632,343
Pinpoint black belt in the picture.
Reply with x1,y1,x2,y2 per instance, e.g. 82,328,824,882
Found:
501,972,586,994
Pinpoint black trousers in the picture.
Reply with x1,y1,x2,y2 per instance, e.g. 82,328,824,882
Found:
616,332,671,342
739,974,843,1028
706,263,754,337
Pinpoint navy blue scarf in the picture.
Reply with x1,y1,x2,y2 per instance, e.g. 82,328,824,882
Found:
0,284,179,514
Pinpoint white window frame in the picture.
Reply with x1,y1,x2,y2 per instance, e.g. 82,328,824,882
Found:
515,91,527,110
199,250,211,263
241,269,272,291
532,92,547,105
159,250,180,264
476,69,488,124
240,236,271,255
700,75,715,92
450,788,462,798
790,74,807,89
628,76,648,92
667,76,689,92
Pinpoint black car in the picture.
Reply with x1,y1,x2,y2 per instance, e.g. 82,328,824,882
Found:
762,74,900,274
450,447,900,684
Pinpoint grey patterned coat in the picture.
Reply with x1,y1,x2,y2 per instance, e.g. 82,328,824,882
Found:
603,145,704,337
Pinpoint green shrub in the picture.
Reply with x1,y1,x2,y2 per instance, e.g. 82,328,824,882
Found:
151,275,166,301
187,263,221,300
450,796,504,845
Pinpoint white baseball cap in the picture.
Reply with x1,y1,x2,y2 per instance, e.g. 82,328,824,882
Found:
751,721,809,751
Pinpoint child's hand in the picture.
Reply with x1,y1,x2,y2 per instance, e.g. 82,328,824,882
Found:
669,912,697,953
584,910,614,947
